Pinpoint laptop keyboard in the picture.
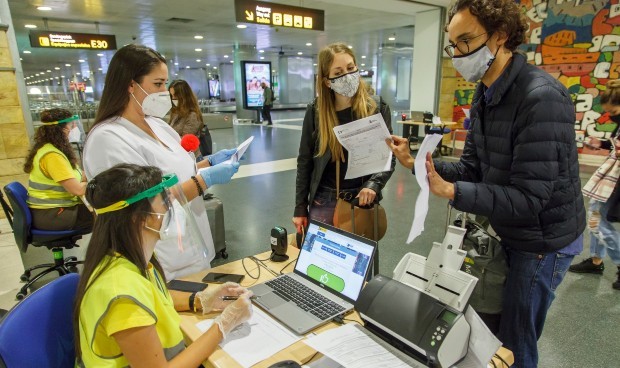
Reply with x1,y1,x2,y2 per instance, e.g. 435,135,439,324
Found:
265,275,346,320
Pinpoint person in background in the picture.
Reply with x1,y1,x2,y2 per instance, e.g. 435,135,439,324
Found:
261,81,273,126
569,79,620,290
82,44,238,280
24,108,93,232
74,164,252,367
388,1,584,366
293,42,395,234
169,79,212,156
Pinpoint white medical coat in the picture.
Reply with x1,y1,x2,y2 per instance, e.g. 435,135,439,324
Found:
83,116,214,279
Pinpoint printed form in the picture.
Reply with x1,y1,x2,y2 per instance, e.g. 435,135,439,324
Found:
332,113,393,179
195,307,300,368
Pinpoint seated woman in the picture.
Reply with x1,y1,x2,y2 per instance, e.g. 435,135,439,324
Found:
74,163,253,367
24,108,93,231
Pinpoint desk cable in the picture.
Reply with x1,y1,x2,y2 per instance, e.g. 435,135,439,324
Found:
241,226,306,280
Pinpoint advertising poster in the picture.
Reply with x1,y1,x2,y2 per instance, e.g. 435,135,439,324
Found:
208,79,220,99
242,61,271,109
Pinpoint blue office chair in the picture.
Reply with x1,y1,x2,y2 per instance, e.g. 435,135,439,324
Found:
0,273,79,368
1,182,89,300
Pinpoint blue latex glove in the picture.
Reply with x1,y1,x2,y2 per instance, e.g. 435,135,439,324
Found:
200,162,240,188
207,148,237,166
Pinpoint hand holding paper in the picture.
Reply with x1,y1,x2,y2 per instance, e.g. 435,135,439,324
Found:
222,136,254,165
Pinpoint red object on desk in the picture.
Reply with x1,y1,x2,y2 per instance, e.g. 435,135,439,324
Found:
180,134,200,152
401,113,407,121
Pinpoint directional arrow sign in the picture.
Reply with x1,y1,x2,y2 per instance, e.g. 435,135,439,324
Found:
245,10,254,21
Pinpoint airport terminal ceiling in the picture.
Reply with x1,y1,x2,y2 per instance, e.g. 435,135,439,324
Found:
9,0,448,80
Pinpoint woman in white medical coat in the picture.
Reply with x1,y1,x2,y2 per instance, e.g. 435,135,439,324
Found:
83,44,238,279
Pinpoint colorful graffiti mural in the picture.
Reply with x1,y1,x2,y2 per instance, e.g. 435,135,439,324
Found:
452,0,620,153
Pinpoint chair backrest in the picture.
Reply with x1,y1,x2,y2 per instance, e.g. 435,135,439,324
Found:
0,273,80,368
0,190,13,229
3,182,32,253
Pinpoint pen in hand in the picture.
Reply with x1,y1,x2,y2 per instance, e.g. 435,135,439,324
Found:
221,295,257,301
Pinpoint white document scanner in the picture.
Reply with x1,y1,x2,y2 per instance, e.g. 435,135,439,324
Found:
355,225,478,368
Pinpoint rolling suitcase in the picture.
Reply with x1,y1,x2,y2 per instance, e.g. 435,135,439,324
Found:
204,194,228,259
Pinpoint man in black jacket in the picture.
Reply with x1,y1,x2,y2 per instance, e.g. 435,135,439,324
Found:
389,1,585,367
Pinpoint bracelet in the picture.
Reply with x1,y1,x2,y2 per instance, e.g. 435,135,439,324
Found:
189,292,197,312
191,176,205,196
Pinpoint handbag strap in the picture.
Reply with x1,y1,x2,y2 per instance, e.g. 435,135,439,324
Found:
336,159,340,198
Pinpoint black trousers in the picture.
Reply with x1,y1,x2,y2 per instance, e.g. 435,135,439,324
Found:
31,204,94,232
262,104,273,125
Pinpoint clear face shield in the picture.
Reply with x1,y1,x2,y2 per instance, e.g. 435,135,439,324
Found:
40,114,85,143
94,174,209,260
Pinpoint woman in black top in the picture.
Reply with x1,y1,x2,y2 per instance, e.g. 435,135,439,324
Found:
292,42,395,234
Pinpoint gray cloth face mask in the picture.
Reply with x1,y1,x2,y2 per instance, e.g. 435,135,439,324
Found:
451,44,496,83
328,70,360,98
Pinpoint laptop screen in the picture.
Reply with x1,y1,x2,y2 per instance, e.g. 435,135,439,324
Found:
295,221,376,302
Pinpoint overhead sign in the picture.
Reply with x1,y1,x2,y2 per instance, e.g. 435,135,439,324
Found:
29,31,117,50
234,0,324,31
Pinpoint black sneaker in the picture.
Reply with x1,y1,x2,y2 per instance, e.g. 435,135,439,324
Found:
568,258,605,274
613,267,620,290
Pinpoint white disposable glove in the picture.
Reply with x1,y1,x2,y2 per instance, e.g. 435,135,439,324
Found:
196,282,247,313
214,291,254,339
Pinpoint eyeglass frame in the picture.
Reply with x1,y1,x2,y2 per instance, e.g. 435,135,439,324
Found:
444,32,490,58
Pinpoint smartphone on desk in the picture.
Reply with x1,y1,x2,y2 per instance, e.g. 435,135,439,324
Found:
166,280,208,293
202,272,245,284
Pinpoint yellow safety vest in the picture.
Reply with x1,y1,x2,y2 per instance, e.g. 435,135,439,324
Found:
27,143,81,209
77,255,185,367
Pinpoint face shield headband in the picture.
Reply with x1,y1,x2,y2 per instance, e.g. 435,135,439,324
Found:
93,174,179,215
40,114,80,125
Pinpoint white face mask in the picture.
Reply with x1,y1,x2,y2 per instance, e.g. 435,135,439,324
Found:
132,82,172,118
145,201,187,241
328,70,360,98
171,99,179,107
68,125,81,142
451,43,496,83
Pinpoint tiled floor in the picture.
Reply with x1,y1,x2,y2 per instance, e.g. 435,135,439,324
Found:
1,110,618,367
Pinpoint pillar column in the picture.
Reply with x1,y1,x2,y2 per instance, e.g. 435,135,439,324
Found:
410,8,445,115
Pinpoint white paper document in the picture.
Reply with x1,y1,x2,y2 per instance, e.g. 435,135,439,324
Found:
195,308,301,368
303,324,420,368
332,113,393,179
457,307,503,368
224,135,254,164
407,134,444,244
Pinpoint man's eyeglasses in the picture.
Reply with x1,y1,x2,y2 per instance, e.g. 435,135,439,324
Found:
444,32,489,58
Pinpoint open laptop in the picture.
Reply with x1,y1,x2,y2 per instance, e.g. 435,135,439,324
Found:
250,220,377,334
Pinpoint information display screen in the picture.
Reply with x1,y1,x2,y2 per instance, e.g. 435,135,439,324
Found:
241,61,271,109
208,79,220,99
29,31,117,50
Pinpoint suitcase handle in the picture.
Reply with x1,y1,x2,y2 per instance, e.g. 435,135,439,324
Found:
350,197,378,209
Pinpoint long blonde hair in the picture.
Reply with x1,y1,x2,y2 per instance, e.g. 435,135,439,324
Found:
316,42,376,161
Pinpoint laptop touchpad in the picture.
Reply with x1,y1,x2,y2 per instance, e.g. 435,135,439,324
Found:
257,292,287,309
